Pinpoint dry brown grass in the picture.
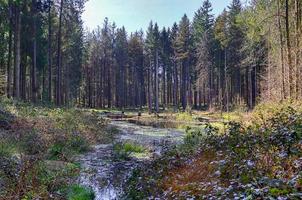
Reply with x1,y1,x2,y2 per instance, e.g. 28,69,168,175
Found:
161,150,226,197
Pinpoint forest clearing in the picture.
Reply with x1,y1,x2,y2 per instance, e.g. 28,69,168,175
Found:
0,0,302,199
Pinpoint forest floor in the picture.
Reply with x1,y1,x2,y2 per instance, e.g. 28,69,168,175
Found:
0,98,111,199
0,99,302,199
123,102,302,199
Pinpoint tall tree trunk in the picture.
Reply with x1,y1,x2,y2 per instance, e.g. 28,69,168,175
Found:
7,3,12,98
163,61,166,110
278,0,287,100
31,0,37,103
48,0,52,102
148,57,152,114
155,50,159,113
225,49,229,112
56,0,63,106
295,0,301,99
107,55,112,108
173,61,178,111
13,5,21,99
181,60,188,110
285,0,295,99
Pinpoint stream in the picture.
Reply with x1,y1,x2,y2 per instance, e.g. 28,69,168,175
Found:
76,119,185,200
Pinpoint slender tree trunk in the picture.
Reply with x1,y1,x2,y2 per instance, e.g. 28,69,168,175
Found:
31,0,37,103
295,0,301,99
181,60,188,110
48,0,52,102
56,0,63,106
285,0,295,99
108,55,112,108
148,57,152,114
278,0,287,100
13,5,21,99
155,50,159,113
163,61,166,110
224,49,229,112
7,3,12,98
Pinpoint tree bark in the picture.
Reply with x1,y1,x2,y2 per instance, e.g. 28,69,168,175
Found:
295,0,301,99
155,50,159,113
56,0,63,106
31,0,37,103
278,0,287,100
7,3,13,98
285,0,295,99
13,5,21,99
48,0,52,102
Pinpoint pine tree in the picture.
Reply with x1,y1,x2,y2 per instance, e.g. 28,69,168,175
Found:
176,14,191,110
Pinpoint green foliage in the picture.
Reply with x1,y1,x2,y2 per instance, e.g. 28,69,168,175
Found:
19,131,46,155
48,134,89,160
48,143,65,160
67,185,95,200
68,135,90,154
184,127,203,148
269,188,291,197
38,161,80,187
0,139,17,157
0,99,111,199
125,106,302,198
113,142,145,160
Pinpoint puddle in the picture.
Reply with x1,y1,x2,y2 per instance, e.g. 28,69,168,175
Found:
76,119,184,199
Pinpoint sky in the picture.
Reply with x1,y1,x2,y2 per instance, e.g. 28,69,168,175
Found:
82,0,232,33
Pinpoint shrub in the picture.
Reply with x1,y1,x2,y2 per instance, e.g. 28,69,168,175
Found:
68,134,90,154
48,134,89,160
113,142,145,160
67,185,95,200
19,132,46,155
48,143,65,160
0,139,17,158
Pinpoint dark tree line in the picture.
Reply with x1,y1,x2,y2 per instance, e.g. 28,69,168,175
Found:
0,0,86,106
0,0,301,112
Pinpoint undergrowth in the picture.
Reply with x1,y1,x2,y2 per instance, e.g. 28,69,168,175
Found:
113,141,146,160
124,104,302,199
0,97,108,199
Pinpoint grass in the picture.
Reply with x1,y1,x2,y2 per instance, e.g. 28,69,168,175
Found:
124,104,302,199
0,138,17,157
67,185,95,200
175,112,194,122
113,142,146,160
0,97,110,199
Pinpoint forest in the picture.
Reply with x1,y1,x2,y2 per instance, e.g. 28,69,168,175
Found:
0,0,300,111
0,0,301,199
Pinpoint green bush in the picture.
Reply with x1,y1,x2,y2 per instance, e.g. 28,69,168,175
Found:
113,142,145,160
67,185,95,200
48,135,89,160
0,139,17,158
68,135,90,154
19,132,46,155
48,143,65,160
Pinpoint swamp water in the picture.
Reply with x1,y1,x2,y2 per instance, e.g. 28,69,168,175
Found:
76,120,185,200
